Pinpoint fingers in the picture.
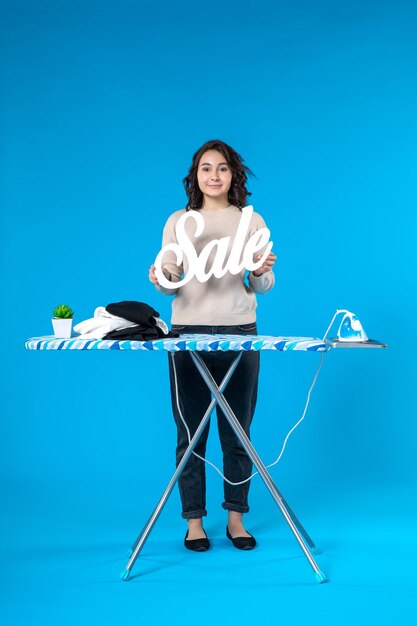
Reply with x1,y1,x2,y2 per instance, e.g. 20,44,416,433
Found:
149,263,159,285
254,252,277,261
254,252,277,273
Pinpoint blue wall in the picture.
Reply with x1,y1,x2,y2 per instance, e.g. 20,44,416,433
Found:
1,1,417,621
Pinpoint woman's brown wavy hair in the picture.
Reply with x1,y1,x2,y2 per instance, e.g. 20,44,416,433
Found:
183,139,256,211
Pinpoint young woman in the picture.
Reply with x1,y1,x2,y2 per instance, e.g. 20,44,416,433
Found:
149,139,276,551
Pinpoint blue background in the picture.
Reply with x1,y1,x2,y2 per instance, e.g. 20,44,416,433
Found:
1,0,416,624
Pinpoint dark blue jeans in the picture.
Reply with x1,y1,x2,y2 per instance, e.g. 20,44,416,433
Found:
168,323,260,519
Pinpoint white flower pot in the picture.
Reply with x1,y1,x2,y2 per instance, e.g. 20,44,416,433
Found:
52,318,73,338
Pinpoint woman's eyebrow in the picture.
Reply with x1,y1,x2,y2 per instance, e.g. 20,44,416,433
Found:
200,162,229,166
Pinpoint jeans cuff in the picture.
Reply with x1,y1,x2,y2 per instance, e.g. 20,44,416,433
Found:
181,508,207,519
222,502,250,514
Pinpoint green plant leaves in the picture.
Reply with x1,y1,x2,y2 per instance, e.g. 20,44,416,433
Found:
52,304,74,319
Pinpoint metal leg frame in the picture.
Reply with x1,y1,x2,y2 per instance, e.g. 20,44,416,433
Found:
120,352,243,581
121,350,327,584
189,352,327,584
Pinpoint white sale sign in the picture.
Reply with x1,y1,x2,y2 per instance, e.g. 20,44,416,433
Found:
154,205,273,289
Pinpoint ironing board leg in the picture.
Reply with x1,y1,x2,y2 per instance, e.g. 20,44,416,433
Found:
277,494,319,553
120,352,243,581
189,351,327,583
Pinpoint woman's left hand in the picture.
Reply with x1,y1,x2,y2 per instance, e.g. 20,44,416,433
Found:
252,251,277,277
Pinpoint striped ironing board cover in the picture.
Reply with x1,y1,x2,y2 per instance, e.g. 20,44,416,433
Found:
25,335,330,352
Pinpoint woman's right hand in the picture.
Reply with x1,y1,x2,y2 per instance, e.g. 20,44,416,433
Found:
149,263,171,286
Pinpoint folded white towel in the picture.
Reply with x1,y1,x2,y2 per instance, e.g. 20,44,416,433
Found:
74,306,137,339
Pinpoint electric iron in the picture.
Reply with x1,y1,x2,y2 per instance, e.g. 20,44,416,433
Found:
336,310,368,342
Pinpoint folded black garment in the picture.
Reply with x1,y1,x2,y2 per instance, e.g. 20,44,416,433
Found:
106,301,160,327
103,325,179,341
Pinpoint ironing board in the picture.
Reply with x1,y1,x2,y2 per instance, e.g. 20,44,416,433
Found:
25,333,387,584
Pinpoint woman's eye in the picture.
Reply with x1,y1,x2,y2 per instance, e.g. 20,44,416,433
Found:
201,166,228,173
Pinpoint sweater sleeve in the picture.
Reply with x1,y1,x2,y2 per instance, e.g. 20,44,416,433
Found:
247,212,275,295
248,269,275,294
154,213,184,296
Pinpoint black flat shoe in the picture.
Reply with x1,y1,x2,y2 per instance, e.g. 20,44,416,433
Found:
226,525,257,550
184,530,210,552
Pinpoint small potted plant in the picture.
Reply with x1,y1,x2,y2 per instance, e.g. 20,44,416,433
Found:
52,304,74,338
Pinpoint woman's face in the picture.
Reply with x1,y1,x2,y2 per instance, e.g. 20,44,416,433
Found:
197,150,233,202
